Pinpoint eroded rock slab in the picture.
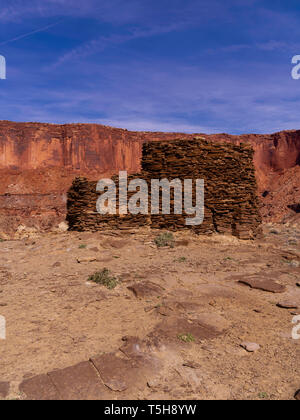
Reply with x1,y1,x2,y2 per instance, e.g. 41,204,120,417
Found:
149,316,223,345
128,281,164,299
277,300,298,309
19,374,60,400
238,277,286,293
91,353,148,392
48,361,107,400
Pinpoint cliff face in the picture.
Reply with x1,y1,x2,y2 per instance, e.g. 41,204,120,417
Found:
0,120,299,235
0,121,187,174
0,121,299,182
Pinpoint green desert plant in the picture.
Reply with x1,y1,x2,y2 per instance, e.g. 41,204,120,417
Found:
258,392,269,399
88,268,118,290
154,232,175,248
78,244,87,249
177,333,195,343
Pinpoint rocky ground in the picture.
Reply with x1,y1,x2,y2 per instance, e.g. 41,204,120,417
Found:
0,224,299,400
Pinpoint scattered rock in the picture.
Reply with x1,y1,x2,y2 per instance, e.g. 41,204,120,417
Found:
57,222,68,232
128,282,164,299
295,389,300,400
277,300,298,309
147,377,161,389
182,361,201,369
76,256,97,264
238,277,286,293
240,342,260,353
0,382,9,398
52,262,61,268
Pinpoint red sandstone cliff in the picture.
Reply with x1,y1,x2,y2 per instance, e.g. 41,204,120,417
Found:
0,120,299,234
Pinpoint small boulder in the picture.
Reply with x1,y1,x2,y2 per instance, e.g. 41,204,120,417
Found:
240,342,260,353
277,300,298,309
76,256,97,263
58,222,68,232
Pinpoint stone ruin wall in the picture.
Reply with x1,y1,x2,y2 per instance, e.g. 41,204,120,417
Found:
67,138,262,239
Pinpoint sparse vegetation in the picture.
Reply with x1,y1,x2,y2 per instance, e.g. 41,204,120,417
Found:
154,232,175,248
176,257,187,263
177,333,195,343
78,244,87,249
88,268,118,290
258,392,269,399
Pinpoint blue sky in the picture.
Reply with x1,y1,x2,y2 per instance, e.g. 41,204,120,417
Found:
0,0,300,134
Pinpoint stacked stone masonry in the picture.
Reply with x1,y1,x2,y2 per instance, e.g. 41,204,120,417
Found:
67,138,262,239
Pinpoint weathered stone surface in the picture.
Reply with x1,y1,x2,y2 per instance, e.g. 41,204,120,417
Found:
195,313,231,333
67,138,262,240
149,316,223,344
76,256,98,263
238,277,286,293
48,361,107,400
0,381,9,398
128,281,164,299
182,361,201,369
277,300,299,309
19,374,60,400
240,342,260,352
91,353,144,392
119,336,145,359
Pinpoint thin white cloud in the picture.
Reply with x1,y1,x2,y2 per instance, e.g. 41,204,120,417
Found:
52,22,188,68
96,118,218,134
0,20,63,46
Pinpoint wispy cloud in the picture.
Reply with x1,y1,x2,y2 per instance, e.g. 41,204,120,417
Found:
0,20,63,46
52,21,193,68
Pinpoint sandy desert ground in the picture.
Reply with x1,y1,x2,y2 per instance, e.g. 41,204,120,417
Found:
0,224,299,400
